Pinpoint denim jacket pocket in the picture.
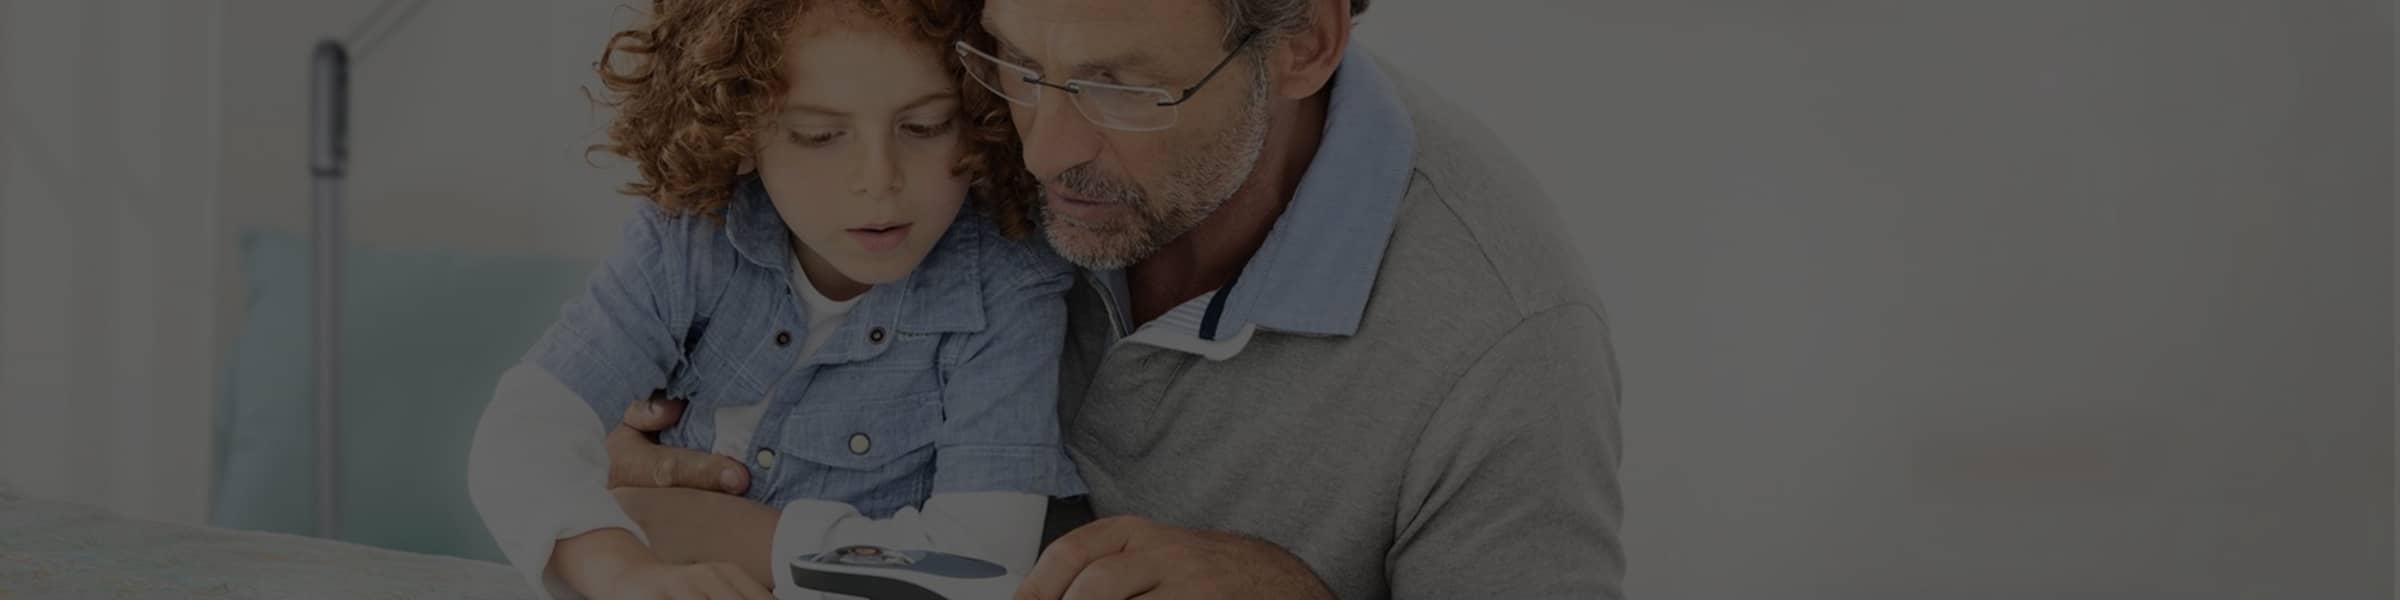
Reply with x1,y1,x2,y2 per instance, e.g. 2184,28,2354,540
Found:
773,391,941,515
779,391,941,472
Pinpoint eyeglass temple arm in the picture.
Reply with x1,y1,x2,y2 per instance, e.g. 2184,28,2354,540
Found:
1023,75,1080,94
1159,29,1261,107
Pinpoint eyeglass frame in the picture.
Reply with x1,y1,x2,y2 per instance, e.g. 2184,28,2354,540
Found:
953,28,1262,132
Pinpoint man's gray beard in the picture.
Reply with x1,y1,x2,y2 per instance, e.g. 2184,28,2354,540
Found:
1044,65,1272,272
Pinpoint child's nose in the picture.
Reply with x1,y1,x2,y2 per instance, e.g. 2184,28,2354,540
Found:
850,139,903,200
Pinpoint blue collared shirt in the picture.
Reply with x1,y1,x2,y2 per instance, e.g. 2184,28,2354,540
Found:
1100,44,1418,359
526,177,1085,517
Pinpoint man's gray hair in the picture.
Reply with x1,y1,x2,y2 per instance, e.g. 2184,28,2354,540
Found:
1216,0,1370,49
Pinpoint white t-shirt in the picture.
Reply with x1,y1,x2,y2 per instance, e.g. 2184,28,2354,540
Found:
709,259,859,458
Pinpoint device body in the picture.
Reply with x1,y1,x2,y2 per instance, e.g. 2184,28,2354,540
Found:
787,545,1016,600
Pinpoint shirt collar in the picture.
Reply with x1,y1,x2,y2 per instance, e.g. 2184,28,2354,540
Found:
723,177,987,359
1105,44,1417,359
724,176,796,272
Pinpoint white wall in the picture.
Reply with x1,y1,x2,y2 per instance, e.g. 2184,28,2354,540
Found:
1360,1,2391,598
0,0,224,525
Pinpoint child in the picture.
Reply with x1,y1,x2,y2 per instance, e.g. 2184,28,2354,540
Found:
466,0,1077,598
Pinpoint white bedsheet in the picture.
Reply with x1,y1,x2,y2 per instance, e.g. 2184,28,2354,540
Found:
0,491,531,599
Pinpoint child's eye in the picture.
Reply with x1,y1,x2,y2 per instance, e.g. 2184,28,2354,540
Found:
900,119,957,139
786,129,843,148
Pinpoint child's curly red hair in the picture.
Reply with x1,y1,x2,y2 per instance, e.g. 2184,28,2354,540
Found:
591,0,1039,237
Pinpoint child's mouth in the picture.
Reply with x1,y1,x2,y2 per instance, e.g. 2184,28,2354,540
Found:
847,223,913,253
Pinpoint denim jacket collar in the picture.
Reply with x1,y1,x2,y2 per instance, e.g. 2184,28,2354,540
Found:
722,177,987,366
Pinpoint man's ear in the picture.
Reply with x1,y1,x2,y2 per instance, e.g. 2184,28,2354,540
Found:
1266,0,1352,101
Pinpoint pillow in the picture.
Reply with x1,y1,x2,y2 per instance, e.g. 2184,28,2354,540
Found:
212,230,594,562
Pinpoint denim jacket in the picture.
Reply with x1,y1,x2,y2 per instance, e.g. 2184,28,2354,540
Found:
525,177,1084,517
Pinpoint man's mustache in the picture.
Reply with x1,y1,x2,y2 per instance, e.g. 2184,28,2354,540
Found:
1054,163,1141,205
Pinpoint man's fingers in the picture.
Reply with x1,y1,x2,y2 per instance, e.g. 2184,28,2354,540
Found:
605,431,750,494
687,566,743,600
657,446,746,493
621,393,687,433
1060,552,1164,600
603,426,659,488
1017,516,1146,600
714,563,776,600
665,577,705,600
602,394,748,494
683,448,750,494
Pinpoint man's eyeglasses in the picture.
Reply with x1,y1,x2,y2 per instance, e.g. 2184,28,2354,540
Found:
955,30,1260,133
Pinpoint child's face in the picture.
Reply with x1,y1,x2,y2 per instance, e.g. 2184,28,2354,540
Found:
755,20,969,292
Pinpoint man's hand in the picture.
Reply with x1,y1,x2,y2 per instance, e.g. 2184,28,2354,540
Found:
603,395,778,587
599,560,775,600
607,393,750,494
1014,516,1334,600
612,486,781,587
552,528,770,600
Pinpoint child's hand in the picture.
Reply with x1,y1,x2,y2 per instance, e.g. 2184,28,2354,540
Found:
598,561,775,600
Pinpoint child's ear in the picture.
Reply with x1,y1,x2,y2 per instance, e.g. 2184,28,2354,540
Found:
737,156,757,175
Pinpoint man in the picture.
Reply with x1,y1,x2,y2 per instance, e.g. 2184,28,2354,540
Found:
603,0,1623,597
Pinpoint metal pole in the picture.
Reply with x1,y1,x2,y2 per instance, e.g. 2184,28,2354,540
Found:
308,39,348,540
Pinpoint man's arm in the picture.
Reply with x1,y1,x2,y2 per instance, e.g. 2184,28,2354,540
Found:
1387,304,1624,599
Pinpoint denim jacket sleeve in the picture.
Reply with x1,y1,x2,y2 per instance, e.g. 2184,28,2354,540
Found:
930,239,1087,498
524,202,694,431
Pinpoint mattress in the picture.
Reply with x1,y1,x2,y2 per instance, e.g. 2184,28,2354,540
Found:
0,491,531,599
